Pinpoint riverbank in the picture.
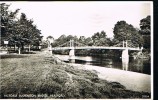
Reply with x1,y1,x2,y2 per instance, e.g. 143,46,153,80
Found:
70,63,151,93
55,53,151,92
0,49,151,99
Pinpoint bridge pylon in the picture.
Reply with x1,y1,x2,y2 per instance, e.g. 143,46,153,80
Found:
122,48,129,69
69,39,75,56
69,39,75,62
70,39,74,47
122,41,129,70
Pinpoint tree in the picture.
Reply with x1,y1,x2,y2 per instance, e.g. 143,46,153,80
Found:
139,15,151,50
54,34,67,47
91,31,109,46
47,36,54,40
79,36,86,44
0,3,20,45
85,37,93,46
113,21,143,47
0,3,43,54
140,16,150,35
11,13,42,53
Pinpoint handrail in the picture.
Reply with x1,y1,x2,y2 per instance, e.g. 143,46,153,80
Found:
52,46,142,51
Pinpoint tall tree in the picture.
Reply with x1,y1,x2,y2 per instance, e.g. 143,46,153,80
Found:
11,13,42,52
113,21,143,47
0,3,20,45
139,15,151,50
0,3,43,53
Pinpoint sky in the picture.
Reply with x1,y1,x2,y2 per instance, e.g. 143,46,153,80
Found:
1,1,152,40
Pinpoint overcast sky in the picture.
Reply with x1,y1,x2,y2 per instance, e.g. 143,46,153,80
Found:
1,1,152,39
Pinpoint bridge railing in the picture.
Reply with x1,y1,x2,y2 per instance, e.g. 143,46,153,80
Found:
52,40,142,51
52,46,142,51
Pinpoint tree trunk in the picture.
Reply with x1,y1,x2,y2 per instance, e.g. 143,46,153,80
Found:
14,44,16,51
21,43,24,51
29,44,30,52
18,47,21,54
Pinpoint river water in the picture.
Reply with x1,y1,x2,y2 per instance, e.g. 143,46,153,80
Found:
54,54,151,75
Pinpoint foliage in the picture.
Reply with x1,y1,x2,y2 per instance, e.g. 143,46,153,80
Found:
113,21,143,47
139,16,150,35
0,3,42,51
1,3,20,44
139,15,151,50
47,36,54,39
92,31,109,46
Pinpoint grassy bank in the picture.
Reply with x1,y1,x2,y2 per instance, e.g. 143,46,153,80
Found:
0,50,150,99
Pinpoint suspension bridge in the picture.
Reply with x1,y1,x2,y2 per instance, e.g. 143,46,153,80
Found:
51,39,143,63
51,40,142,50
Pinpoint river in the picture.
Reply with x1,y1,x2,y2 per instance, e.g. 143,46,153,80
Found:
54,54,151,75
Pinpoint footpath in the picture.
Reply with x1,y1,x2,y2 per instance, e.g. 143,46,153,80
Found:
71,63,151,93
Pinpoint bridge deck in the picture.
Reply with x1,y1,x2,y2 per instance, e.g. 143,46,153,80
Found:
52,46,141,51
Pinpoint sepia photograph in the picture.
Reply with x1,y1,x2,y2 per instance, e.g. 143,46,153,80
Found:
0,1,153,99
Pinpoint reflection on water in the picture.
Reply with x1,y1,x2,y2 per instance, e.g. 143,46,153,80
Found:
85,56,93,61
122,61,129,71
128,59,150,74
55,55,151,75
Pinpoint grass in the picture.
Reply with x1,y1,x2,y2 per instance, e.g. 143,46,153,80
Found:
0,50,151,99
